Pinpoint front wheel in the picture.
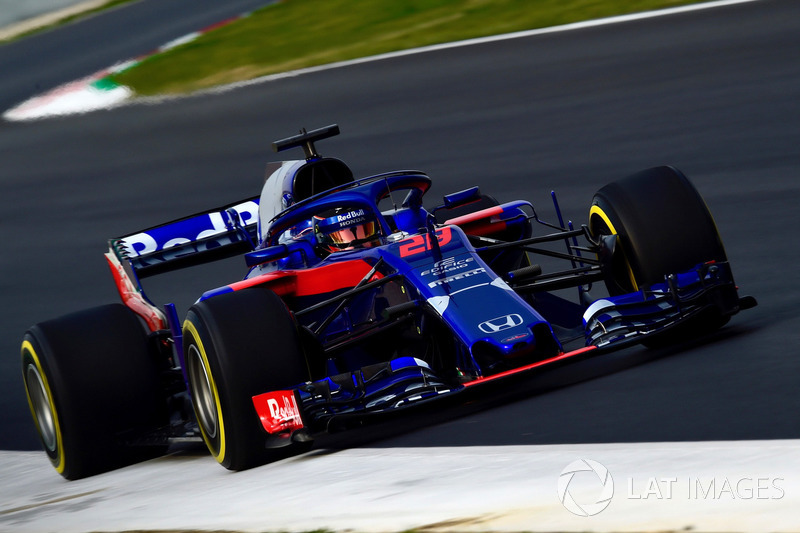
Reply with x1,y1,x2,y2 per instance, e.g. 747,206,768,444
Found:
183,288,311,471
589,166,732,338
589,166,727,293
21,304,168,479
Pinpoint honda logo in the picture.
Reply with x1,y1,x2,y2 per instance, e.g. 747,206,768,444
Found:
478,314,524,333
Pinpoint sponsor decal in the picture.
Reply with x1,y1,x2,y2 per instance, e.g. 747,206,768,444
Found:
336,216,366,228
336,209,365,223
320,209,368,229
428,267,486,288
121,201,258,262
501,332,530,344
421,256,475,276
478,313,524,334
252,390,303,435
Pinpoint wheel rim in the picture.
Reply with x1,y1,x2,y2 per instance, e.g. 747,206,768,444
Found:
187,344,218,439
25,364,57,452
589,204,639,293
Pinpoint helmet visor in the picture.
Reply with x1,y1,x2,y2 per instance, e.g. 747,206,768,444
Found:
315,208,381,250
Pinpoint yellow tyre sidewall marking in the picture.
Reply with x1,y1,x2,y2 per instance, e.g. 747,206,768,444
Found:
21,340,66,474
589,204,639,292
183,320,226,464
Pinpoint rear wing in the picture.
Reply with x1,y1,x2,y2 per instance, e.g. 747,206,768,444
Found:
107,197,260,278
104,197,260,332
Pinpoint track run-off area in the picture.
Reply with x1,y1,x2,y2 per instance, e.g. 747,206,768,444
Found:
2,440,798,531
1,0,799,531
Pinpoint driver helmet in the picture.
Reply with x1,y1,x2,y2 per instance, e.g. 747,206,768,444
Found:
313,207,382,252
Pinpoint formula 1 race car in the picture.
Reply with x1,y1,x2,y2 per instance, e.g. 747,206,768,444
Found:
22,125,757,478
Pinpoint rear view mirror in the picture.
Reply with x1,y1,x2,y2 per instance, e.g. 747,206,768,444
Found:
245,245,290,267
440,187,481,210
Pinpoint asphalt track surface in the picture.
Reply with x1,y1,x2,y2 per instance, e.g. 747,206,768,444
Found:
0,0,274,114
1,0,799,465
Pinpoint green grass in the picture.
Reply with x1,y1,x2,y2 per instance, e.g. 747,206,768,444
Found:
112,0,700,96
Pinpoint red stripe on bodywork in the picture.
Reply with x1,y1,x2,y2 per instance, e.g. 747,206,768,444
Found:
229,260,380,297
105,253,167,332
444,205,504,226
445,205,507,237
463,346,597,387
224,271,297,296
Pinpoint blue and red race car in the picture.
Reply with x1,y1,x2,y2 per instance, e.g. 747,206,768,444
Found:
21,125,757,478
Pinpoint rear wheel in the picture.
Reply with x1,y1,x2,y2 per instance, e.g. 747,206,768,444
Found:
183,288,311,471
21,304,168,480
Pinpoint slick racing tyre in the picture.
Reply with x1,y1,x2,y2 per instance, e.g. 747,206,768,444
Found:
589,166,727,294
183,288,311,471
589,166,730,340
21,304,168,480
